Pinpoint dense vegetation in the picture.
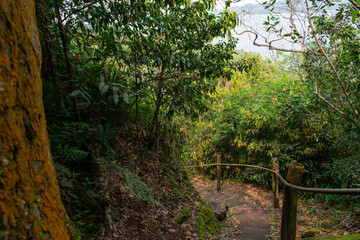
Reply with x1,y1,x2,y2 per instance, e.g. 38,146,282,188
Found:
182,52,360,199
182,0,360,204
35,0,238,238
32,0,360,238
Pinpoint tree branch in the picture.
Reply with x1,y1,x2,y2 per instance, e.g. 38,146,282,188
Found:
62,0,102,22
313,90,360,129
305,0,360,124
349,0,360,10
235,29,321,55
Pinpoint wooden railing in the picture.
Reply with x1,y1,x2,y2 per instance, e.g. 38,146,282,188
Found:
186,158,360,240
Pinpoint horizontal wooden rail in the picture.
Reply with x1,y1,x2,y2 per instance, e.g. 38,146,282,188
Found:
186,163,360,195
187,161,360,240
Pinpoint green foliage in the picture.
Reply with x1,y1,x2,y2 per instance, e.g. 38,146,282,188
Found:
175,205,192,224
37,0,241,237
72,229,82,240
35,1,360,238
38,0,238,134
181,53,360,193
196,204,221,239
101,158,158,204
299,2,360,200
54,162,76,202
307,233,360,240
48,121,158,238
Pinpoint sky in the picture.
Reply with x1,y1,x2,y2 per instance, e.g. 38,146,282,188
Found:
213,0,345,58
213,0,297,58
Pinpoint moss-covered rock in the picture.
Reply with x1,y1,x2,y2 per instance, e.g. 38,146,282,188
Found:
176,205,192,224
306,233,360,239
196,205,221,239
301,228,322,238
196,214,207,237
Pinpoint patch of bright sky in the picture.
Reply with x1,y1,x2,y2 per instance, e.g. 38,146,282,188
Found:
213,0,346,59
215,0,259,9
213,0,293,58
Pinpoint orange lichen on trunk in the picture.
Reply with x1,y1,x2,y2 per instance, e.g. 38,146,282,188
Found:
0,0,71,239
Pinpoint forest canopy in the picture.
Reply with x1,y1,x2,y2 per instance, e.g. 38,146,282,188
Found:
2,0,360,238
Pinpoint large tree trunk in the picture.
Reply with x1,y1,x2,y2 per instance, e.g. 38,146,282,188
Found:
0,1,71,239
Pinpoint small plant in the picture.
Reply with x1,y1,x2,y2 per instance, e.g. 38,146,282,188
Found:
100,157,158,204
176,205,192,224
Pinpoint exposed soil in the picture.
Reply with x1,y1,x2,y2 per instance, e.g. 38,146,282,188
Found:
97,158,209,240
94,127,205,240
93,126,359,240
191,177,360,240
192,177,274,240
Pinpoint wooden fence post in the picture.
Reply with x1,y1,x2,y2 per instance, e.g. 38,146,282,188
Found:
272,158,280,208
217,154,221,191
281,161,304,240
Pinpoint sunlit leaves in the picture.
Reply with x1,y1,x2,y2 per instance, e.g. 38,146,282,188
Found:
352,9,359,23
182,53,336,186
40,0,239,133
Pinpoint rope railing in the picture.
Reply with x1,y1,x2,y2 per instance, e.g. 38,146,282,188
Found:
186,163,360,195
187,160,360,240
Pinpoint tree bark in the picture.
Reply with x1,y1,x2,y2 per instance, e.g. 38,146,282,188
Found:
280,161,304,240
36,1,65,110
54,0,81,121
272,158,280,208
0,1,71,239
150,74,164,149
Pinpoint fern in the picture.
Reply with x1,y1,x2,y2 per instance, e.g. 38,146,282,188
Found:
94,124,116,150
100,158,158,204
64,146,90,162
120,166,158,204
54,162,77,200
86,189,102,199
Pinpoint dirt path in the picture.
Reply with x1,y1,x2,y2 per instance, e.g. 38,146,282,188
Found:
192,177,275,240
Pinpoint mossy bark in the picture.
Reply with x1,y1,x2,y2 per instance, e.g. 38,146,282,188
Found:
0,1,71,239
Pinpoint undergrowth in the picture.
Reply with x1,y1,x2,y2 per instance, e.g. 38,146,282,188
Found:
48,121,158,238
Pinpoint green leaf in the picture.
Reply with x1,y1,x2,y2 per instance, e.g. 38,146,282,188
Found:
352,9,359,23
156,57,162,66
81,90,91,103
100,84,109,94
123,92,129,104
69,90,80,97
113,87,119,105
